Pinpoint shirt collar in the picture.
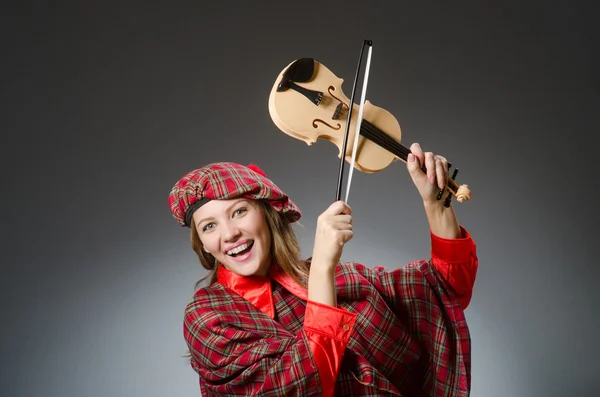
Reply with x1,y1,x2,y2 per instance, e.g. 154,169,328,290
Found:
217,263,307,319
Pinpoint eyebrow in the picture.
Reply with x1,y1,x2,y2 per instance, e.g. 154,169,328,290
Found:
195,198,250,228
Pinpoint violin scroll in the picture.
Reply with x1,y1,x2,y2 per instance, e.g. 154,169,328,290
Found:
438,168,471,206
456,185,471,202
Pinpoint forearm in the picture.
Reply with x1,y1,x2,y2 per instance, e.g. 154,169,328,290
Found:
307,265,337,307
423,201,462,239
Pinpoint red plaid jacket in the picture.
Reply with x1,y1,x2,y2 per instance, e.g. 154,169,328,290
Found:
184,226,478,396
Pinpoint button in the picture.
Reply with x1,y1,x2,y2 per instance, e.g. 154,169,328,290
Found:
342,324,350,331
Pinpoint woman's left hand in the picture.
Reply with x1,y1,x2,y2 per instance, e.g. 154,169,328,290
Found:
406,142,450,206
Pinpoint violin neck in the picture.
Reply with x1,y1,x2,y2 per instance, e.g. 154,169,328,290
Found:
358,120,452,175
359,120,411,162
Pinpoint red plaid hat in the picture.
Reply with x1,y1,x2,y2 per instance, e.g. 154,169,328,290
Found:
168,162,302,227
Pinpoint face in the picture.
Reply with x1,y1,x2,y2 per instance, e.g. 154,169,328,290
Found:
192,198,272,277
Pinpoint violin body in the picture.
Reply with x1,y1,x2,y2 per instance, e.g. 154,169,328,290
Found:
268,57,471,203
268,59,402,173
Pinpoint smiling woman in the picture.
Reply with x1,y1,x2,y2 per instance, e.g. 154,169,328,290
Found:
167,158,478,396
189,198,309,288
193,198,273,277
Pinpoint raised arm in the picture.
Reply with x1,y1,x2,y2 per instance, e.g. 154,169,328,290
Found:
406,142,479,308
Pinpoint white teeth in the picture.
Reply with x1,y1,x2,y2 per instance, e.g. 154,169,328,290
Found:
227,242,252,255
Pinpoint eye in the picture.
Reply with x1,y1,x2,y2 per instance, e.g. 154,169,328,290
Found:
233,207,247,217
202,222,215,232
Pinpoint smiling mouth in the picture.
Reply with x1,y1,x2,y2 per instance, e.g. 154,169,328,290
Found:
226,241,254,257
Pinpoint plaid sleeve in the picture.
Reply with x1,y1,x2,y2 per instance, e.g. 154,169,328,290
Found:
184,290,323,396
430,225,479,309
350,226,478,311
304,300,357,397
348,259,473,394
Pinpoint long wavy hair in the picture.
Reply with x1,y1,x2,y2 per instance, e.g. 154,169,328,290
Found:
184,199,309,363
189,199,309,290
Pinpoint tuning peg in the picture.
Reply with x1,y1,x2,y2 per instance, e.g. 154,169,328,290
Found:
443,168,459,207
436,165,457,200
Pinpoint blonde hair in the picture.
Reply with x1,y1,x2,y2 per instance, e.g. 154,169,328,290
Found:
189,199,309,290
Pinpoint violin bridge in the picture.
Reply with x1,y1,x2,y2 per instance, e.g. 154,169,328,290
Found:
332,103,344,120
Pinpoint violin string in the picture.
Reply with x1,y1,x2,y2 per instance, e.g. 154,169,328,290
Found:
352,118,399,154
357,121,456,190
358,122,426,174
369,123,410,158
359,121,410,159
345,45,373,204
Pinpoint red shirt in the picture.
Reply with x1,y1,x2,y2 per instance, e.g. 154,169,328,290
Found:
184,226,478,396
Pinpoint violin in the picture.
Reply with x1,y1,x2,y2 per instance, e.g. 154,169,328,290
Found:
267,55,471,206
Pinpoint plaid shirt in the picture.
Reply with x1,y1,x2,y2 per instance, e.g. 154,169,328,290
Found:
184,227,478,396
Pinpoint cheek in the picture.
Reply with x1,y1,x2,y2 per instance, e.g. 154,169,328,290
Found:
200,236,220,255
258,223,272,249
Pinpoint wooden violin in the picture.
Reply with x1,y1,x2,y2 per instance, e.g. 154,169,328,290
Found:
268,55,471,205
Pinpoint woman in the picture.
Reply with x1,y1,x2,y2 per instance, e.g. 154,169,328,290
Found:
168,142,478,396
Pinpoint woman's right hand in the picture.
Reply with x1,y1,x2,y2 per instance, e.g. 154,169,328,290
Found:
310,200,354,272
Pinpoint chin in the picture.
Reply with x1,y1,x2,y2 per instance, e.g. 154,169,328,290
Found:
233,266,261,277
222,252,270,277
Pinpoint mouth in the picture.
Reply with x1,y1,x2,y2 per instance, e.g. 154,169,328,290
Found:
226,240,254,257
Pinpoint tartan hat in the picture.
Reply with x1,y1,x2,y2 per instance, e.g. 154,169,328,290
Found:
168,162,301,227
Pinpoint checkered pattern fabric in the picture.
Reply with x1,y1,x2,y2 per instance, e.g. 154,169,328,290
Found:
184,259,472,396
168,162,301,227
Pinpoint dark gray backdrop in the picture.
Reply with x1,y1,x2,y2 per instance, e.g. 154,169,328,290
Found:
2,1,598,397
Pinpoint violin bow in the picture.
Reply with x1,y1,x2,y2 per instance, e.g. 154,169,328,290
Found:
335,41,468,208
336,39,373,203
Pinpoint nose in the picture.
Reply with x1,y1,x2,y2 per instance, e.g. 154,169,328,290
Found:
221,221,241,243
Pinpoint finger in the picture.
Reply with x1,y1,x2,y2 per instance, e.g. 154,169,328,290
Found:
425,152,435,185
435,158,445,189
340,214,352,222
333,219,353,230
320,213,352,228
435,155,449,190
407,153,426,184
407,152,421,176
327,213,352,226
438,156,448,172
410,142,425,165
336,229,354,244
343,230,354,242
326,200,352,215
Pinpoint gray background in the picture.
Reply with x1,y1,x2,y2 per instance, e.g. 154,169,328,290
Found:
2,1,598,396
